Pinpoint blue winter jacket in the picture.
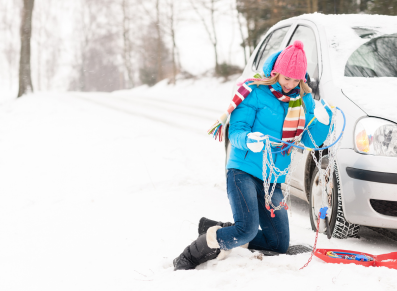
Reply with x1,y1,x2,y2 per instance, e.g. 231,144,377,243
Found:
226,51,331,183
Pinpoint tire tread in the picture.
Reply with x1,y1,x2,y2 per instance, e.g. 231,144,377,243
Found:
331,164,360,239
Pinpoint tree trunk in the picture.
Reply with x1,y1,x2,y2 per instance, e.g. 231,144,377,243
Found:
3,1,15,90
122,0,134,88
18,0,35,98
236,11,247,65
190,0,220,75
155,0,163,83
338,0,344,14
169,1,177,85
307,0,318,13
79,4,86,92
312,0,318,12
210,0,219,74
307,0,312,12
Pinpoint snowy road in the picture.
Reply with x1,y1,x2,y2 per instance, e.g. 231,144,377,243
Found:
0,81,396,291
75,93,218,134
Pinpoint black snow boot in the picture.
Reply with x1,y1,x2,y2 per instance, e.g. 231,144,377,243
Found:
198,217,234,236
173,226,222,271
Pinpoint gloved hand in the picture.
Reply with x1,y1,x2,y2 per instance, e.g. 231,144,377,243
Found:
314,99,333,125
247,132,265,153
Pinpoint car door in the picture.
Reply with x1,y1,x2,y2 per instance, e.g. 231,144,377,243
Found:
286,22,322,197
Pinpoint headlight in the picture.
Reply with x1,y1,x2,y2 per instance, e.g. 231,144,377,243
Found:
354,117,397,157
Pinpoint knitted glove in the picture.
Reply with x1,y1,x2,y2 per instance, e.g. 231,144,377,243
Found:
314,99,333,125
247,132,265,153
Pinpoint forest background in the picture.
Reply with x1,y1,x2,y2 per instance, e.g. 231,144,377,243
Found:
2,0,397,98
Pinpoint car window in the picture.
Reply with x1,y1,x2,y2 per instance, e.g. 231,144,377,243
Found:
253,26,290,71
345,34,397,77
288,25,319,79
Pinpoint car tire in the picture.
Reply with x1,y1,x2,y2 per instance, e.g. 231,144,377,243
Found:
309,162,360,239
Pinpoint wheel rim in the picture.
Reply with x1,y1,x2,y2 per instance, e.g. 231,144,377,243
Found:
311,170,334,226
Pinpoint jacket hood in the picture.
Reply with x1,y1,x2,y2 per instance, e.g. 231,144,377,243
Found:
263,51,282,78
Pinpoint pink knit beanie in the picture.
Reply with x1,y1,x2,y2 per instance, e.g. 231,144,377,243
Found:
272,40,307,81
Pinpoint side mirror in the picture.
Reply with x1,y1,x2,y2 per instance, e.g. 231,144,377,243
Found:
308,78,319,91
308,78,320,100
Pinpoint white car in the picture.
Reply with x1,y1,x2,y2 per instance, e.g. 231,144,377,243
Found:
225,14,397,239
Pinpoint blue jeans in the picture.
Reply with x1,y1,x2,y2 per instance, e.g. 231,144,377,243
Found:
216,169,290,253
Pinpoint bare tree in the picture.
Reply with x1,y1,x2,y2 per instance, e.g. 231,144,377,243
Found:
190,0,220,75
137,0,180,85
122,0,135,88
165,0,181,84
1,1,21,90
18,0,35,97
237,0,314,53
69,0,125,92
33,0,54,91
155,0,164,82
75,0,105,91
77,2,89,91
231,0,247,65
307,0,318,13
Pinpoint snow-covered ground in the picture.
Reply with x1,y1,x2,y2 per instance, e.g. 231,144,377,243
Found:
0,78,396,291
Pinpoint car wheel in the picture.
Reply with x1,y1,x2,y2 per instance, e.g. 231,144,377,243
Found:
309,162,360,239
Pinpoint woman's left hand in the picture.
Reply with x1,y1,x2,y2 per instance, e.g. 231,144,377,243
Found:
314,99,333,125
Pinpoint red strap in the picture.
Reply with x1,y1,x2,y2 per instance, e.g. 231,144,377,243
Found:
300,212,321,270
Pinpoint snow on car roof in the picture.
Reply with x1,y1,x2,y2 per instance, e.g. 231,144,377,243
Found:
296,13,397,28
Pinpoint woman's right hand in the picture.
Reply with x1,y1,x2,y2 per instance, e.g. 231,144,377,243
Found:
247,132,265,153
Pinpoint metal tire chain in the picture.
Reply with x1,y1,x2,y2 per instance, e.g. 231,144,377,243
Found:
307,109,340,214
263,137,284,211
262,137,308,212
263,136,287,211
324,110,342,200
263,107,342,215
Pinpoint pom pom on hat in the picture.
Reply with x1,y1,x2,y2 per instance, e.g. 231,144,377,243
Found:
293,40,304,50
272,40,307,80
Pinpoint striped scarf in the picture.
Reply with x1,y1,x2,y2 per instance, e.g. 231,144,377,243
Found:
208,82,305,147
268,85,305,142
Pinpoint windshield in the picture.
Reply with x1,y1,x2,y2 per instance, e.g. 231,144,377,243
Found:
320,15,397,80
345,34,397,77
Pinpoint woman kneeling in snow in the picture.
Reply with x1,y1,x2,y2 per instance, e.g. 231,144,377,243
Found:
173,40,333,271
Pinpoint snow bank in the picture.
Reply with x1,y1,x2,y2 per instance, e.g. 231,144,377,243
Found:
0,79,396,291
113,76,238,110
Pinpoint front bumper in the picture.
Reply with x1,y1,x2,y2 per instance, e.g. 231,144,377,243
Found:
338,149,397,228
